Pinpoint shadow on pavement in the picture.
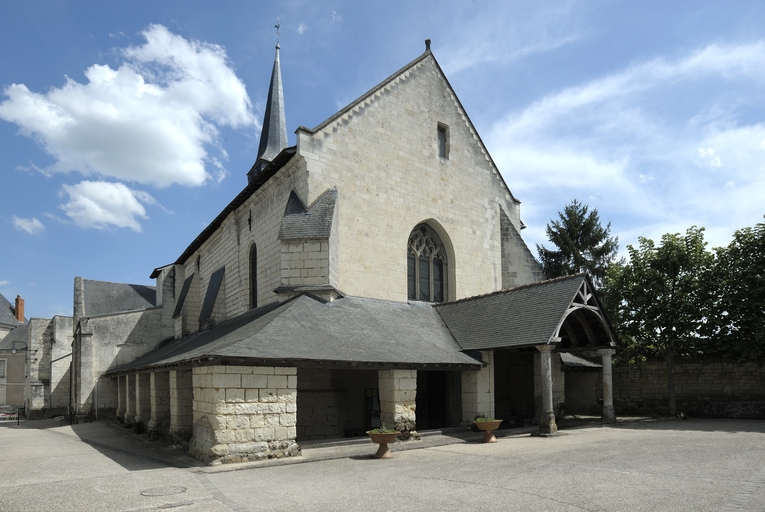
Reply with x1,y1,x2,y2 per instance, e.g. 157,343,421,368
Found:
6,418,203,472
610,416,765,434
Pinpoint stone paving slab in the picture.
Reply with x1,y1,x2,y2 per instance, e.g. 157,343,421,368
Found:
0,417,763,511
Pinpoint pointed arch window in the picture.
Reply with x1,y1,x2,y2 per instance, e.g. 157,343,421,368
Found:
407,224,448,303
249,244,258,309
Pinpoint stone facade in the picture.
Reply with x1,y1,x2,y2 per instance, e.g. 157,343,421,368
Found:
614,360,765,417
169,370,193,445
378,369,418,439
462,350,495,424
189,365,300,464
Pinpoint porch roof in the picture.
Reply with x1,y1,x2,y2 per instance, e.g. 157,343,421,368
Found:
435,274,615,351
106,294,483,374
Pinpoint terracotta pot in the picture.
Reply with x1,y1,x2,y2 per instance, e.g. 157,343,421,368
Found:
366,431,400,459
474,420,502,443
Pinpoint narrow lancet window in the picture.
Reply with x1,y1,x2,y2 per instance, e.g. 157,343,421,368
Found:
437,124,449,159
249,244,258,309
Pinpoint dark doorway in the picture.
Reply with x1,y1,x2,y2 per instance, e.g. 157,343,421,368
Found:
494,350,535,424
416,370,462,430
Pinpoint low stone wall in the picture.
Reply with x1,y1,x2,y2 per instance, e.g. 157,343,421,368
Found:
614,360,765,418
189,365,300,464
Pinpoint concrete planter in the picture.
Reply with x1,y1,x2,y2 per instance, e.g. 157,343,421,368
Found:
366,430,400,459
475,420,502,443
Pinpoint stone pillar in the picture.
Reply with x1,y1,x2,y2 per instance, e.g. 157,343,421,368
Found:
116,375,126,421
598,349,617,424
135,373,151,431
149,371,170,438
378,369,418,440
188,365,300,465
125,374,136,426
537,345,557,434
461,350,495,425
169,370,193,445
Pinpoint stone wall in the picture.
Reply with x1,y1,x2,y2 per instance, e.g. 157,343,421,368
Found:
462,350,494,424
75,308,162,415
175,158,308,337
614,360,765,417
189,365,300,464
296,368,345,441
300,55,541,304
378,369,417,439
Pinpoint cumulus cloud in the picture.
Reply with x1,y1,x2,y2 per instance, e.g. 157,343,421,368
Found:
0,24,255,189
59,181,157,232
297,22,307,34
0,280,9,286
12,216,44,234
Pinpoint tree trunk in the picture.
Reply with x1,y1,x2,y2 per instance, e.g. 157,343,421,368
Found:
665,351,676,416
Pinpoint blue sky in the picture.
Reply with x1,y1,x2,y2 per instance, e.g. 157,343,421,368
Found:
2,1,764,318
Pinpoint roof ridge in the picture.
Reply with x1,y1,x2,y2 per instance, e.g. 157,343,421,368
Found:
437,273,586,307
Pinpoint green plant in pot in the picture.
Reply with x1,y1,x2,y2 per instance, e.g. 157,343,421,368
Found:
366,424,401,459
474,416,503,443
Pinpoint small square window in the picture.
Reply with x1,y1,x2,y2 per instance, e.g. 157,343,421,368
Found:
437,124,449,159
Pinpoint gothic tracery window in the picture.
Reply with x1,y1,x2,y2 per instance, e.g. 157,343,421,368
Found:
407,224,448,302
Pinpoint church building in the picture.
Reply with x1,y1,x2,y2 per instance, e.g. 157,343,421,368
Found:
65,40,618,464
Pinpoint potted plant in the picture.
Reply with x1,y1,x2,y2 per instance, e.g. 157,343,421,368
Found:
474,417,503,443
366,424,400,459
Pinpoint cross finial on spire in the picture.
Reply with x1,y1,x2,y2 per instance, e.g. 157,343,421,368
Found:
275,18,281,46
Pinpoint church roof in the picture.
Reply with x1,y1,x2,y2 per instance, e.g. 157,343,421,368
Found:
107,294,483,374
78,279,156,318
278,188,337,240
0,293,24,328
435,274,601,350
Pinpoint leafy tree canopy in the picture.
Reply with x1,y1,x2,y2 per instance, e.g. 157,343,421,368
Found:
706,217,765,360
537,199,618,285
604,226,714,414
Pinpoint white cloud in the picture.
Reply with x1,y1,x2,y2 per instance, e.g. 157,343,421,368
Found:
489,41,765,255
12,216,44,234
0,280,9,286
297,23,307,34
59,181,156,231
0,24,255,189
331,11,342,24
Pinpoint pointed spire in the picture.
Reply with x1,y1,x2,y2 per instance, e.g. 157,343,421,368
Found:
249,41,288,182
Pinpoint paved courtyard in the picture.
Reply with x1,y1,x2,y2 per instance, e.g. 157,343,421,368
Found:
0,417,763,511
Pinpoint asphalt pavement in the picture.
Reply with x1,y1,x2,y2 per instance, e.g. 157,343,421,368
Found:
0,416,763,511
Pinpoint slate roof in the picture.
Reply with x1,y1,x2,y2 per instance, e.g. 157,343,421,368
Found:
435,275,587,351
278,188,337,240
0,324,27,350
0,293,23,327
559,352,602,369
108,294,482,374
81,279,156,318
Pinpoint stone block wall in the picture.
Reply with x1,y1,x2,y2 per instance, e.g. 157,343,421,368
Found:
300,56,540,302
379,369,417,439
189,365,300,464
296,368,345,440
614,360,765,417
564,371,602,415
280,241,331,288
149,371,170,437
462,350,494,424
170,370,193,444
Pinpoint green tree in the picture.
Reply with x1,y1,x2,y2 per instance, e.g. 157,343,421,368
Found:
707,218,765,360
537,199,619,285
604,226,714,415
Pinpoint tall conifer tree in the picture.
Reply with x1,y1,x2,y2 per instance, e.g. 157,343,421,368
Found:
537,200,619,285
